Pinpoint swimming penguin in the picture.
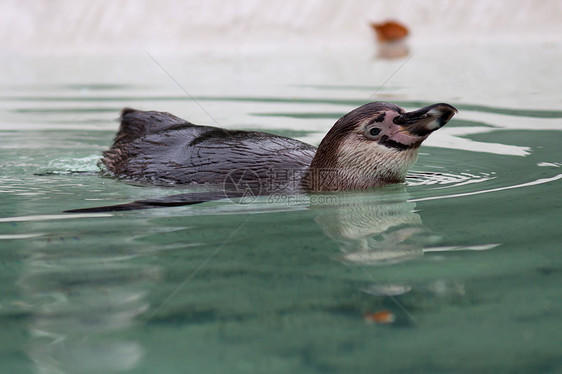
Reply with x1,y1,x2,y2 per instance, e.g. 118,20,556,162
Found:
66,102,456,212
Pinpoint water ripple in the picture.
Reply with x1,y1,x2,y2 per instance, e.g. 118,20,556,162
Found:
409,174,562,202
407,171,496,188
36,155,101,175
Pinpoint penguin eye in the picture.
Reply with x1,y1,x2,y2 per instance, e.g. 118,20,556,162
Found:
364,127,382,139
370,128,381,136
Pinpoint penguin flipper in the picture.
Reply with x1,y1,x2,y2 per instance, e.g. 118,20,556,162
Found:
63,190,237,213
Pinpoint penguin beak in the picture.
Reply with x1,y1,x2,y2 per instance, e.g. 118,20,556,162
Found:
393,103,457,136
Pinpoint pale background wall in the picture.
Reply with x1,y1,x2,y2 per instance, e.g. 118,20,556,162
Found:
1,0,561,54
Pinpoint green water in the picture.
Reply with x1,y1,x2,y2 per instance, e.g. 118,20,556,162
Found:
1,46,561,373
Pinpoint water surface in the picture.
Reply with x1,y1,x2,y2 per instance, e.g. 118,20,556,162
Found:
1,44,561,373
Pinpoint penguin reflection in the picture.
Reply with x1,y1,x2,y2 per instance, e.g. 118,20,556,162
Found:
312,185,467,304
312,185,432,264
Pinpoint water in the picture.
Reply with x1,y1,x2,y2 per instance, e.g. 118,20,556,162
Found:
1,43,561,373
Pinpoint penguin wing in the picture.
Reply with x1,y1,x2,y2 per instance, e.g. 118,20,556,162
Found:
63,190,246,213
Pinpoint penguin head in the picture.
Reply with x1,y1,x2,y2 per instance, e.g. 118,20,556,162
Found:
308,101,457,191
